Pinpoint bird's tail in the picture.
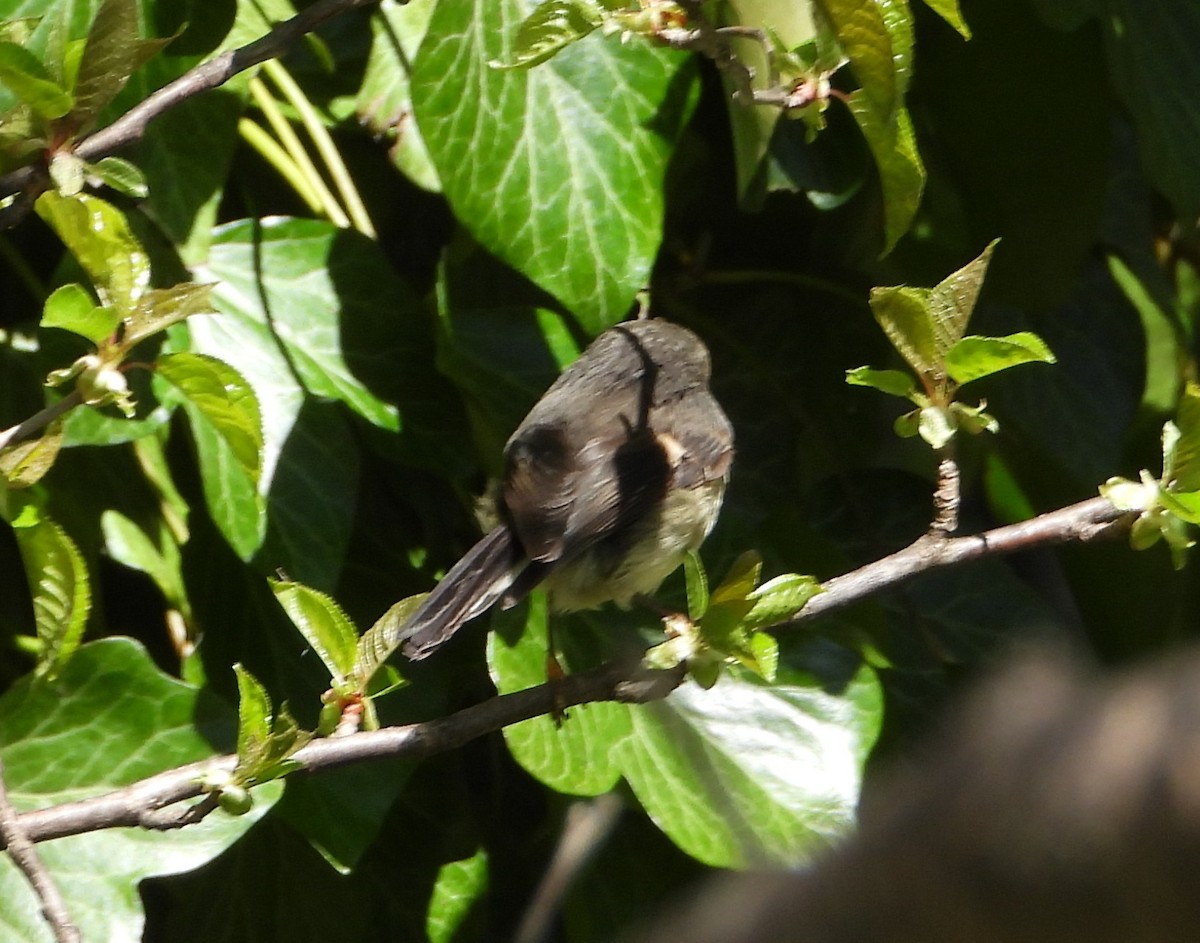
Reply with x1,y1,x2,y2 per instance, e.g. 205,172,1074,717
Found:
399,525,526,660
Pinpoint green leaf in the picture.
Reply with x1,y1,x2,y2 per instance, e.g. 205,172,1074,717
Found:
1169,382,1200,492
683,550,709,620
41,282,120,344
100,509,186,611
69,0,172,133
0,639,278,943
927,239,1000,358
815,0,897,117
1161,489,1200,527
917,404,955,449
125,282,215,346
845,365,916,398
427,849,489,943
0,40,72,118
743,573,823,631
87,155,149,198
156,352,264,559
920,0,972,37
234,663,272,760
488,599,627,796
355,0,441,192
614,665,882,867
710,550,764,608
944,331,1056,385
34,191,150,314
488,0,604,69
355,595,424,690
867,284,936,376
0,420,65,488
13,509,90,677
1096,1,1200,222
272,580,360,684
411,0,698,330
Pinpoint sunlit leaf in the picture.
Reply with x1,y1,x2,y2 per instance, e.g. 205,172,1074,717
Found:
272,580,360,684
944,331,1056,385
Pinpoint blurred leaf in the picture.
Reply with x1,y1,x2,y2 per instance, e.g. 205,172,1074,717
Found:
427,848,489,943
920,0,971,37
845,365,916,398
41,282,119,343
682,550,709,620
101,508,186,611
743,573,822,631
35,191,150,314
944,331,1056,385
87,154,149,198
0,40,71,118
411,0,698,330
13,507,90,677
0,420,65,488
272,580,360,684
0,639,279,943
1170,383,1200,491
125,283,215,346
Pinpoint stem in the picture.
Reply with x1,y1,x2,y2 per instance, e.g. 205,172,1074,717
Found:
262,60,376,238
238,117,326,217
248,77,350,228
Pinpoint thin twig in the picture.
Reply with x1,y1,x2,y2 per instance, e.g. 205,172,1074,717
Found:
788,495,1133,627
0,757,80,943
0,391,81,452
929,445,961,534
0,0,380,227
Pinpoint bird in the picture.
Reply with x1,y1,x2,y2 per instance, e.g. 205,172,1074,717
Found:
397,317,734,661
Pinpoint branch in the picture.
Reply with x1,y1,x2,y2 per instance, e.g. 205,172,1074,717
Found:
2,658,684,848
0,0,381,225
788,495,1132,627
0,758,80,943
0,495,1133,850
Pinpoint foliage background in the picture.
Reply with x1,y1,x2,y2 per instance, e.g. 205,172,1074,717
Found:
0,0,1198,940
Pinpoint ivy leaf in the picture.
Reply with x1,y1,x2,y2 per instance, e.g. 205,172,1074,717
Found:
272,580,360,685
411,0,698,330
845,365,917,398
488,0,605,70
944,331,1056,385
12,507,90,677
40,283,119,345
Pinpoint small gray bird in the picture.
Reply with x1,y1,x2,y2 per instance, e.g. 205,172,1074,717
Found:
398,318,734,660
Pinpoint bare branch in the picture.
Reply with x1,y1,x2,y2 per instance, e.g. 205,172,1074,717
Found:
0,0,381,226
1,657,682,848
0,495,1134,850
789,495,1133,627
0,758,80,943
